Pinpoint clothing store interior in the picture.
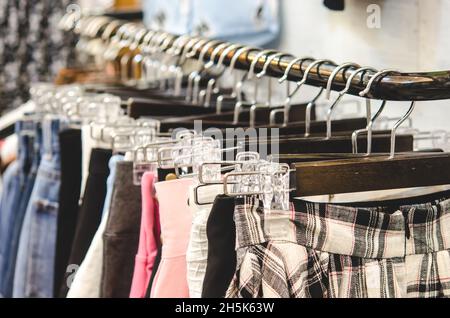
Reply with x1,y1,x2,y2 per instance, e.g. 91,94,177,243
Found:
1,0,450,300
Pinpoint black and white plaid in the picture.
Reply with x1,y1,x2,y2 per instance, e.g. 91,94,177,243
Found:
226,197,450,298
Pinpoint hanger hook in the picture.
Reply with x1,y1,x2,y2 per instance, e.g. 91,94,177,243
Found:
257,53,293,79
141,30,157,50
276,57,314,126
297,59,335,86
290,59,335,132
278,56,314,84
111,23,129,41
198,40,223,63
389,101,416,159
147,31,164,53
247,50,278,80
122,24,138,43
288,58,335,103
229,46,259,72
351,101,387,154
178,37,203,65
360,69,401,97
217,43,243,68
206,42,231,68
160,33,176,52
132,28,149,47
101,20,122,41
325,62,360,100
167,34,190,55
184,39,215,102
248,52,288,127
326,66,377,139
352,69,398,154
185,38,210,58
175,36,199,59
90,17,112,38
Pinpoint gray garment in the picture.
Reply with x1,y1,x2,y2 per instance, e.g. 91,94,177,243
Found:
101,161,142,298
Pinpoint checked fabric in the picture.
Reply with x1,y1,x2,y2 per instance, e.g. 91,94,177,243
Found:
226,196,450,298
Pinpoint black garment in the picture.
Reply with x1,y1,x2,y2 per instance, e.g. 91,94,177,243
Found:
53,129,82,297
202,195,237,298
101,162,141,298
59,148,112,297
324,0,345,10
145,245,162,298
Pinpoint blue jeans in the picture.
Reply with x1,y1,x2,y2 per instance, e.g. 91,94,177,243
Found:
13,118,64,298
0,122,42,298
0,120,36,298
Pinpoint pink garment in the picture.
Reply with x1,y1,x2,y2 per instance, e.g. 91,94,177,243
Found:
129,172,161,298
150,178,193,298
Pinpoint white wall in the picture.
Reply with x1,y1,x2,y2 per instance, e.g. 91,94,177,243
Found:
275,0,450,133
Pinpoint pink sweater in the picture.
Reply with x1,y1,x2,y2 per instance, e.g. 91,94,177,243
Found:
150,178,193,298
129,172,161,298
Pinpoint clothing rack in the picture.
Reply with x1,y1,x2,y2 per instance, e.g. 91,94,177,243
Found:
67,15,450,102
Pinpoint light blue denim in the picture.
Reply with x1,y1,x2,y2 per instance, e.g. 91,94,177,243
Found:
0,121,42,298
143,0,280,46
13,118,65,298
0,122,35,297
101,155,125,219
0,161,20,296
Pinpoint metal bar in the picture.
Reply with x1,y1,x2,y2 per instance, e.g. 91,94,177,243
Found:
70,16,450,102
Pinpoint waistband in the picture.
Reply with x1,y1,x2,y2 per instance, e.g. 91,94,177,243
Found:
189,184,223,213
234,193,450,259
113,161,135,189
41,118,65,156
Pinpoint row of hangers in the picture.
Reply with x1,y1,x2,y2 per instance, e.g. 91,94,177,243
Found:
45,12,450,200
59,12,450,101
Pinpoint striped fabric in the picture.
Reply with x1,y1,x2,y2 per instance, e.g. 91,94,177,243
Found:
226,196,450,298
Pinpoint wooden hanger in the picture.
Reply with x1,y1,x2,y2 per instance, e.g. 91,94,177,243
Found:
273,148,444,165
294,151,450,196
293,70,450,196
244,133,413,156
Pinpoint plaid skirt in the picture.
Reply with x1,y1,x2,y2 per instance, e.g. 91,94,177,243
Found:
225,196,450,298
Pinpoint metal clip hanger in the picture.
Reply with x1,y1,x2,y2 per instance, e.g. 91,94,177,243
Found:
233,49,278,124
277,56,315,126
249,52,292,128
198,42,235,107
325,66,377,139
220,46,258,116
351,69,396,154
292,73,450,197
193,152,261,204
214,44,249,114
187,40,223,103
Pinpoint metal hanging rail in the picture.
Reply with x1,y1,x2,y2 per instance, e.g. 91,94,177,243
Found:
64,14,450,101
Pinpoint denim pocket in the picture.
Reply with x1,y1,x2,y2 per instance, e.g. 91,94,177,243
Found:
25,199,59,298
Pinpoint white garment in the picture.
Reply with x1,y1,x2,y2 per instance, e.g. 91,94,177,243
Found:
1,134,18,164
67,155,123,298
186,184,223,298
66,212,108,298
